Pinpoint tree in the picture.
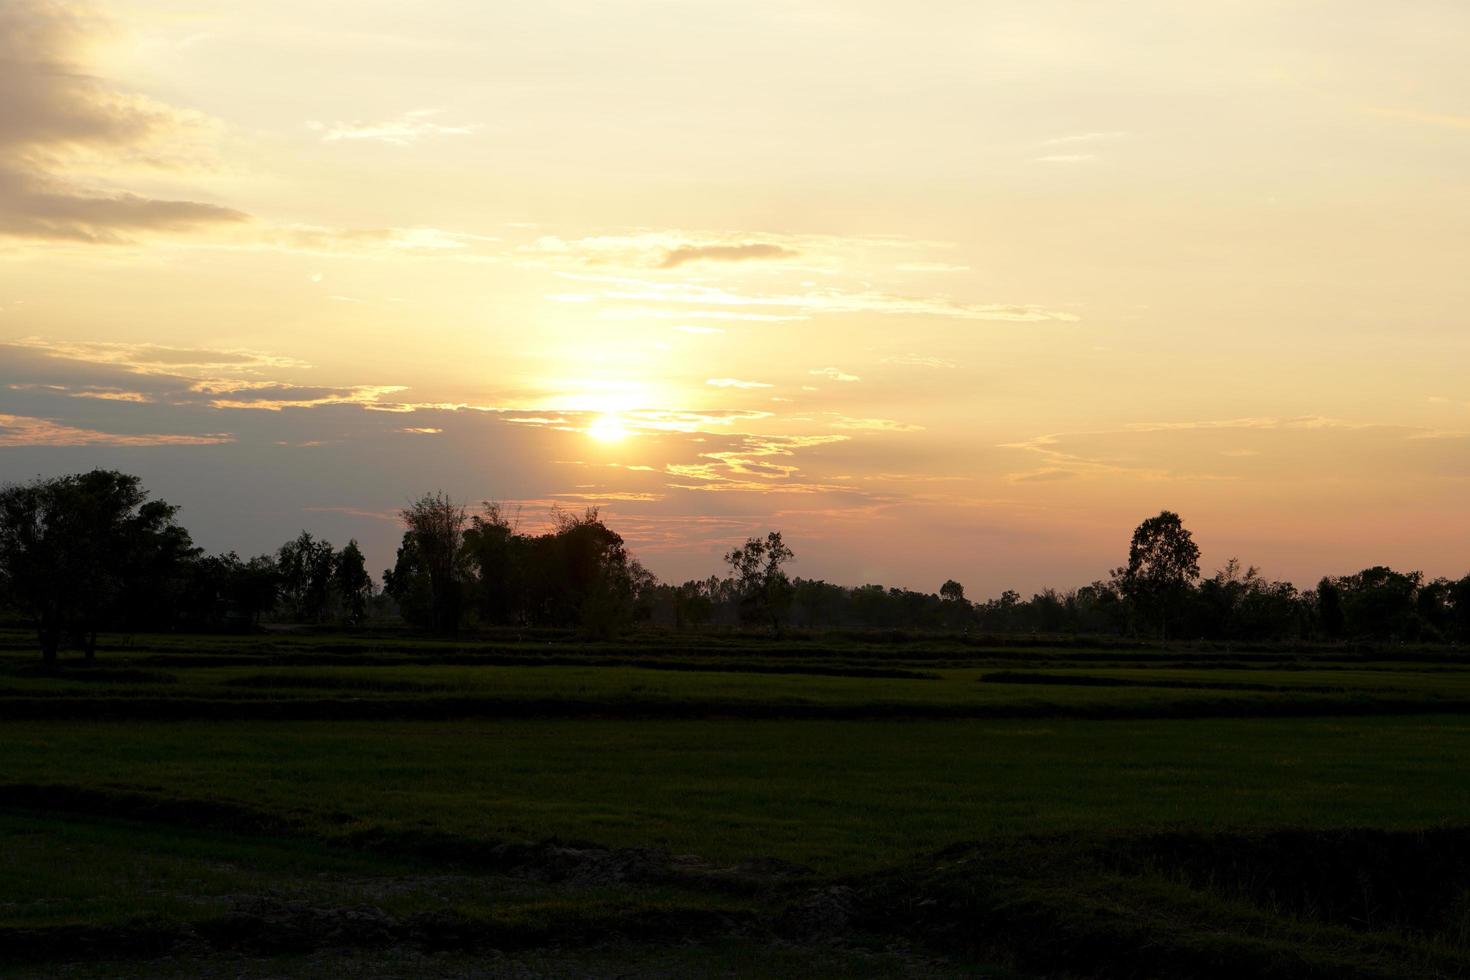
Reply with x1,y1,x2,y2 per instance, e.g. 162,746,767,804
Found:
462,502,522,625
399,491,467,635
335,540,372,626
0,471,191,663
939,579,966,603
1120,510,1201,640
540,507,637,637
725,531,795,633
233,555,281,627
1450,574,1470,643
277,531,337,622
1316,577,1345,640
673,580,714,630
382,532,433,629
1333,566,1422,640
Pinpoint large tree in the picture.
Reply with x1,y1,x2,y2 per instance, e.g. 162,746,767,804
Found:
276,531,337,623
462,502,522,626
725,531,795,633
398,491,467,635
334,540,373,626
0,471,192,663
1120,510,1201,640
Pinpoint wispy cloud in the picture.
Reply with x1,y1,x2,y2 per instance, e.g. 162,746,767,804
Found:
7,337,310,377
518,230,954,273
1121,416,1373,433
259,224,501,260
0,0,247,243
307,109,480,145
1001,416,1448,485
550,491,666,502
706,378,773,389
809,367,860,382
658,242,799,268
203,383,411,411
9,382,152,403
0,413,231,447
561,273,1079,323
596,307,810,323
895,262,970,273
1041,131,1126,145
883,354,958,368
1035,154,1096,164
827,415,924,432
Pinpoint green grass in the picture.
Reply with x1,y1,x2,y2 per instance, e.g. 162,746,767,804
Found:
4,715,1470,871
8,659,1470,722
0,812,573,928
5,627,1470,975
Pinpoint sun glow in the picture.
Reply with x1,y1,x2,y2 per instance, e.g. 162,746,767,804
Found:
587,414,630,443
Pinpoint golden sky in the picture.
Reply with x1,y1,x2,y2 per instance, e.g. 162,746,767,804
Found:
2,0,1467,593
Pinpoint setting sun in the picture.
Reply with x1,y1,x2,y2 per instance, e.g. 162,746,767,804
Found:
587,415,630,444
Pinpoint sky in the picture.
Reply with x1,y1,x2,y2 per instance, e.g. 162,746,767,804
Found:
1,0,1468,595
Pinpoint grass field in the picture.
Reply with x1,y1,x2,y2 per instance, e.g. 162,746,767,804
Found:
3,627,1469,977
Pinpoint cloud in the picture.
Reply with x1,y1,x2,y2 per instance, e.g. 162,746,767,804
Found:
301,505,400,522
0,0,247,242
202,383,410,411
550,491,666,502
1041,131,1126,145
658,242,799,268
826,416,924,432
809,367,860,382
883,354,958,368
599,307,810,323
1008,468,1076,483
1121,416,1372,433
6,337,309,377
258,224,502,260
706,378,773,389
0,170,247,243
522,233,800,271
518,230,953,273
0,413,231,447
307,109,480,145
663,433,853,494
562,273,1079,323
9,382,152,403
1001,416,1459,485
1035,154,1096,163
896,262,970,273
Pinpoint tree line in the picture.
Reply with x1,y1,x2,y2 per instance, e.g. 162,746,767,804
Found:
0,471,375,662
1,472,1467,663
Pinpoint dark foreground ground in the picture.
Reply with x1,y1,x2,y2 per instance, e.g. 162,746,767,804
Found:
2,627,1469,978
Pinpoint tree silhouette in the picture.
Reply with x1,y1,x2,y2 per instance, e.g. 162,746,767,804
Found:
1120,510,1201,640
277,531,337,623
335,540,372,626
725,531,795,633
398,491,467,635
0,471,191,663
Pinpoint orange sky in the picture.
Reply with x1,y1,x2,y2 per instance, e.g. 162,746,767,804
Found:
2,0,1467,594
